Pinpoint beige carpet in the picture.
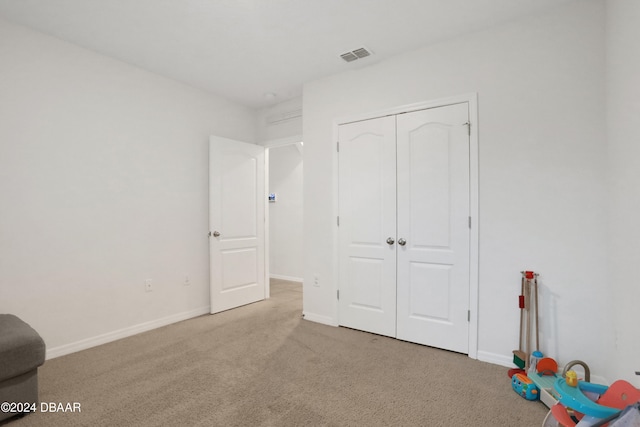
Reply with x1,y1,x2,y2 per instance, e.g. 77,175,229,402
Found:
6,280,550,426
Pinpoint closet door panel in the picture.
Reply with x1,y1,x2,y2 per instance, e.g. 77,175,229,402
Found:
408,126,451,248
338,116,397,337
396,103,470,353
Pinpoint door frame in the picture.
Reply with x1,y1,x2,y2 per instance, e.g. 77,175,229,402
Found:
263,135,304,296
332,93,479,359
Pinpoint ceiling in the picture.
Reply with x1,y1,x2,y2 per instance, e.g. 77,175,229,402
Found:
0,0,574,109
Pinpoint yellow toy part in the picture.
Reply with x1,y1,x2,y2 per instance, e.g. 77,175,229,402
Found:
565,370,578,387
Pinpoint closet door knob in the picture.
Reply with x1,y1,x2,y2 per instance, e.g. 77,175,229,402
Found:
386,237,395,245
398,238,406,246
212,231,221,237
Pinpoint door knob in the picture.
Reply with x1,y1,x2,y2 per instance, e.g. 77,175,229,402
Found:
386,237,395,245
212,231,221,237
398,238,406,246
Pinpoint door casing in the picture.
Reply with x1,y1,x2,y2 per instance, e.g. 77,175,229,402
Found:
264,135,304,286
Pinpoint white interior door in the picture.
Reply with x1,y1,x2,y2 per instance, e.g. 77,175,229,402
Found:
209,136,266,314
396,103,470,353
338,116,397,337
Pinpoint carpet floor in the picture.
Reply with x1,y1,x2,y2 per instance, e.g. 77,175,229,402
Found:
5,279,550,426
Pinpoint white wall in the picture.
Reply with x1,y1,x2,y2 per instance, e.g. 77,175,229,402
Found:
268,145,303,281
606,0,640,385
0,19,257,358
303,0,616,380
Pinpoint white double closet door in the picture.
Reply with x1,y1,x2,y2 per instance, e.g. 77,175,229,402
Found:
338,102,470,354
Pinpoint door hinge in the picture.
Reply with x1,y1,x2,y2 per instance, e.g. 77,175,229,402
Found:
468,216,471,229
468,310,471,322
337,141,339,152
337,290,340,300
464,121,471,136
337,216,340,226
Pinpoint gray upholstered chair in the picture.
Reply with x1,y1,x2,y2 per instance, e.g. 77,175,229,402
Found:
0,314,46,421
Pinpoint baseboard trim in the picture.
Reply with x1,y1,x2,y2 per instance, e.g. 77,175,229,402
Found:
270,274,303,283
45,306,210,360
477,350,515,368
302,311,338,326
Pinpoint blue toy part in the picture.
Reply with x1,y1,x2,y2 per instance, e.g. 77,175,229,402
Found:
512,373,540,400
553,378,619,419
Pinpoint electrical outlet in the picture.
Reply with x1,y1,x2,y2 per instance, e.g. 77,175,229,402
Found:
184,275,190,286
313,275,320,287
145,279,153,292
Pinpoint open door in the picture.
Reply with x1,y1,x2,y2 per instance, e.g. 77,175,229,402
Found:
209,136,266,314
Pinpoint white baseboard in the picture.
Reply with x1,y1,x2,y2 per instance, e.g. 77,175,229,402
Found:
477,350,515,368
302,311,338,326
45,306,210,360
270,274,303,283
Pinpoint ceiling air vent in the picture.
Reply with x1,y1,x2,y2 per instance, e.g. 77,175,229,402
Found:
340,47,373,63
352,48,371,59
340,52,358,62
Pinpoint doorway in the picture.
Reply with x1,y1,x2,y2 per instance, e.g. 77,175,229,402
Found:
267,141,304,284
209,136,303,312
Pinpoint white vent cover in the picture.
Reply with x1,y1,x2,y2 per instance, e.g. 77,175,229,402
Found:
340,47,373,62
265,108,302,125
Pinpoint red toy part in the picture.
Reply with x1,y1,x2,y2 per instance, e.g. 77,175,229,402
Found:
508,368,525,378
519,295,525,309
536,357,558,376
525,271,535,279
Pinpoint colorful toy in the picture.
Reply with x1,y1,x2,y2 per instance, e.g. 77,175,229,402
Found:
565,370,578,387
537,357,559,377
507,367,525,379
550,379,640,426
512,373,539,401
528,350,544,376
528,356,559,408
